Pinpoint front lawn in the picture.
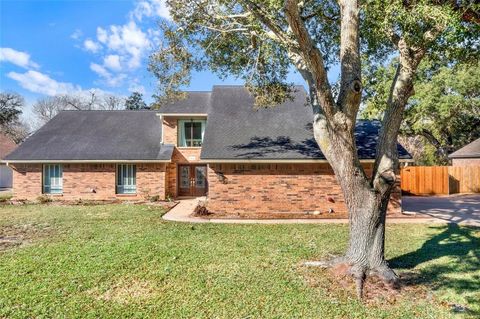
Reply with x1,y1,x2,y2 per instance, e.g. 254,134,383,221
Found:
0,204,478,318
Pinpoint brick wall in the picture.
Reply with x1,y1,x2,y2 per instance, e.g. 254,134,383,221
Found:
206,163,401,216
162,117,178,145
163,116,203,197
11,163,166,201
452,158,480,166
11,164,42,199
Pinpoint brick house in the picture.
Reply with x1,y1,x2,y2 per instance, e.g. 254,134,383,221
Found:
449,138,480,166
3,86,412,216
0,133,17,188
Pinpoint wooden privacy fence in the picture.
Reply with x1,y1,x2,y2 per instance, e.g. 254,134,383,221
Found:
401,166,480,195
449,166,480,194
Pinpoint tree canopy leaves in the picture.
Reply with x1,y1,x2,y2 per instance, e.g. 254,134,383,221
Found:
150,1,478,107
362,59,480,164
125,92,148,110
0,92,23,127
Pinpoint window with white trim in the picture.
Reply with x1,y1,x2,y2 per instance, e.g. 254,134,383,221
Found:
178,119,206,147
116,164,136,194
43,164,63,194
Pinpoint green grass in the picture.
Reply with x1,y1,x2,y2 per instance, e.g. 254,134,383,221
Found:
0,204,478,318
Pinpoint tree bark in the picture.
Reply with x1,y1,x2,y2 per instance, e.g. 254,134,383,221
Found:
310,99,398,297
283,0,430,299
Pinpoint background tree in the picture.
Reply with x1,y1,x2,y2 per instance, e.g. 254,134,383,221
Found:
150,0,479,297
33,91,125,127
125,92,148,110
363,59,480,165
0,92,30,143
33,96,63,126
0,92,23,127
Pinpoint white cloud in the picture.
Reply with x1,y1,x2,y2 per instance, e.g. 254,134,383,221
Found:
97,21,150,69
0,47,40,69
132,0,171,21
7,70,80,96
97,27,108,43
90,63,110,78
88,20,151,79
70,29,83,40
104,54,122,71
82,0,169,91
84,39,101,53
128,80,146,94
90,63,126,87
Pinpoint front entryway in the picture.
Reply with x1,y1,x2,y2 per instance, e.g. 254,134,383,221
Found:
178,165,208,196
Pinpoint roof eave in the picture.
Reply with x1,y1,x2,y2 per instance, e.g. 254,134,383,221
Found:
2,159,172,164
448,155,480,159
199,158,414,163
156,113,208,117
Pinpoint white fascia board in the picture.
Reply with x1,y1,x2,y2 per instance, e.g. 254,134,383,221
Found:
156,113,208,117
2,159,171,164
200,158,414,163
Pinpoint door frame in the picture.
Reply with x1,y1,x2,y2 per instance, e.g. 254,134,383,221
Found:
177,164,208,197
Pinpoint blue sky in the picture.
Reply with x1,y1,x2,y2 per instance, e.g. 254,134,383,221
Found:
0,0,336,120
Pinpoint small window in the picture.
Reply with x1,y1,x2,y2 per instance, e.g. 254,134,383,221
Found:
116,164,136,194
178,119,206,147
43,164,63,194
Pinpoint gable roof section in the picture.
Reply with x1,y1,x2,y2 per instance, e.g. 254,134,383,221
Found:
200,86,411,161
156,91,211,115
0,133,17,160
4,111,173,162
449,138,480,159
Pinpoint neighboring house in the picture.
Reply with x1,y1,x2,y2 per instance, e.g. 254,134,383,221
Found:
0,133,17,188
448,138,480,166
3,86,412,215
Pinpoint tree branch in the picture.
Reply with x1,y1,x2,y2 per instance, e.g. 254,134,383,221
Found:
283,0,337,119
372,12,450,191
301,9,339,22
336,0,362,120
239,0,295,48
372,40,426,193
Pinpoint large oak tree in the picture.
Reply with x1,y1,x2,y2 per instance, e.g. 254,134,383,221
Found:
150,0,479,297
363,59,480,165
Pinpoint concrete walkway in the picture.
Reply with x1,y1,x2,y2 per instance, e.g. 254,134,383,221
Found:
162,196,480,226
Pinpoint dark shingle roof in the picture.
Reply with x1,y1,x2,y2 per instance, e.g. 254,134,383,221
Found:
4,86,412,162
157,92,211,114
200,86,411,160
5,111,173,162
449,138,480,159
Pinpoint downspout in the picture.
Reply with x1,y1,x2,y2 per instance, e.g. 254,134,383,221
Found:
156,114,163,145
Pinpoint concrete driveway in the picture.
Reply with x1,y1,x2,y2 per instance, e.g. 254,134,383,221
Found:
403,194,480,226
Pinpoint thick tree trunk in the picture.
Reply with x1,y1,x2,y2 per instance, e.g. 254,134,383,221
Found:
343,184,398,292
310,96,399,298
318,170,398,298
284,0,428,299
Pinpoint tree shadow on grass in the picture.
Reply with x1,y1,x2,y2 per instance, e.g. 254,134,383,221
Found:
389,224,480,315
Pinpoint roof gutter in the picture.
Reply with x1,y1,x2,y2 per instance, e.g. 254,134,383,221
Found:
448,155,480,159
157,113,208,117
199,159,415,164
1,159,171,164
156,114,164,144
